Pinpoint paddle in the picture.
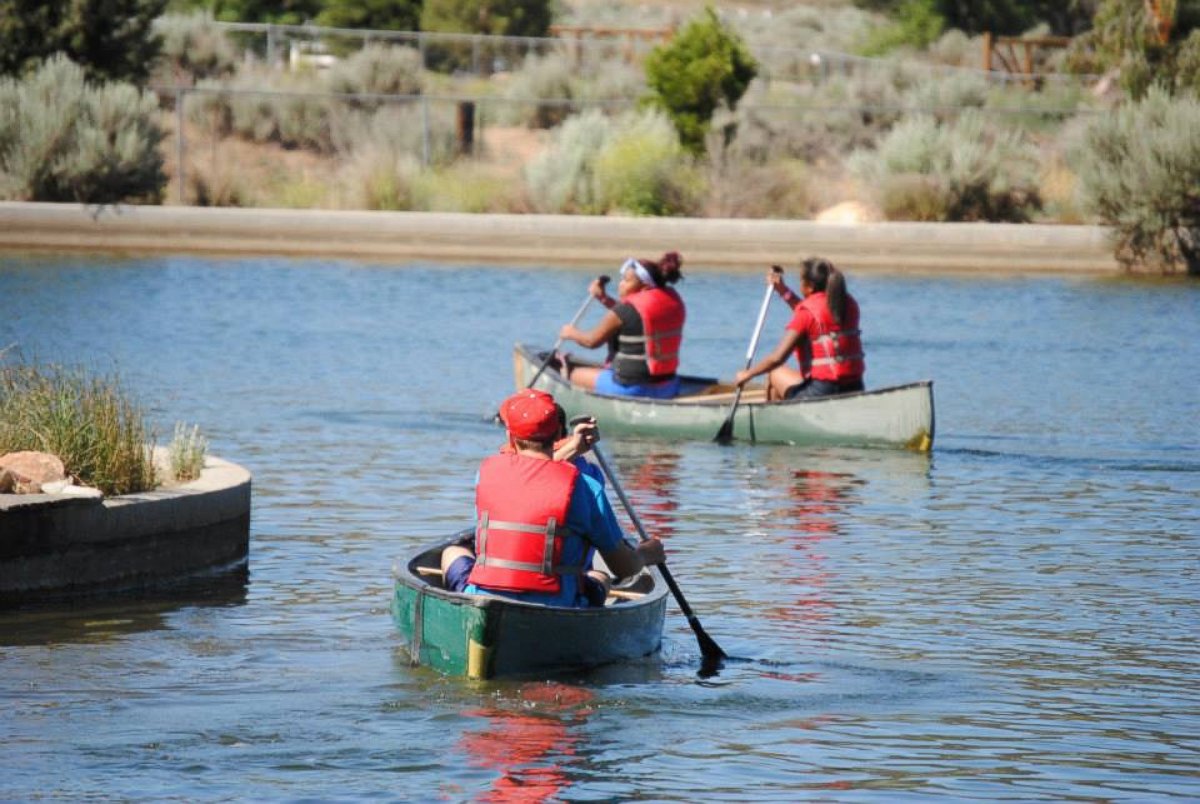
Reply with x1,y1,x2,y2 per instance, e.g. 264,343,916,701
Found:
714,266,782,444
526,275,611,389
588,437,727,664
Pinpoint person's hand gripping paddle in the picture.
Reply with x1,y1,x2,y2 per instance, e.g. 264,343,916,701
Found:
525,275,611,389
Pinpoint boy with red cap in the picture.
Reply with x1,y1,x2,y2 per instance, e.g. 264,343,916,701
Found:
442,389,664,608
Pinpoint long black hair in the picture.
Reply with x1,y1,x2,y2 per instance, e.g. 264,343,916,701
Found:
641,251,683,287
801,257,848,325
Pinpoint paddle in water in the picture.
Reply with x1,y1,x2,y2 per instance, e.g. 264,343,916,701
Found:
588,436,727,666
526,275,610,389
715,266,782,444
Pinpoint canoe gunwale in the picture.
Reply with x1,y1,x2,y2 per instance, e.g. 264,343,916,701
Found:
513,342,935,450
393,533,669,614
514,342,933,411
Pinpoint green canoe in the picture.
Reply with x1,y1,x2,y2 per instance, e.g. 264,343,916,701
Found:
513,343,935,452
391,531,668,680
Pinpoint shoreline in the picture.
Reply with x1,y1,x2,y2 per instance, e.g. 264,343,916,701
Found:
0,202,1120,274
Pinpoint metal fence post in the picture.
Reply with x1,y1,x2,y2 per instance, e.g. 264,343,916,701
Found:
267,24,276,67
421,96,431,167
176,88,186,204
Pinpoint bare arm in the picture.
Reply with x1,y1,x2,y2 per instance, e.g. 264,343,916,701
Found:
560,310,621,349
599,538,665,581
734,329,803,387
769,268,801,309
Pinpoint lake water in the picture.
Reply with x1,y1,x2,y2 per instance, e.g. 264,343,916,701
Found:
1,254,1197,801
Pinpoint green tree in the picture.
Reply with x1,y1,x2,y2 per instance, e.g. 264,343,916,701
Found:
855,0,1095,36
316,0,422,32
419,0,552,37
0,0,165,83
643,8,758,155
1069,0,1200,97
210,0,323,25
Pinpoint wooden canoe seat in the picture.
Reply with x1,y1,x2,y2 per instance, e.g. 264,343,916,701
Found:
675,387,768,404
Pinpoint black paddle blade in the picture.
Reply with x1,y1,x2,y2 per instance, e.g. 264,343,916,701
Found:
714,417,735,444
689,615,727,660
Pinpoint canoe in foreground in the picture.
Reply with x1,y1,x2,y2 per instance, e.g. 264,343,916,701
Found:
391,531,668,680
512,343,935,451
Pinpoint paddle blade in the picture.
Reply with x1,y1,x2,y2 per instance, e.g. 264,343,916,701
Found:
714,416,735,444
690,616,727,661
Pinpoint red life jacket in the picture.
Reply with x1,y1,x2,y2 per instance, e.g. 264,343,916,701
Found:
615,287,686,377
468,453,583,594
796,292,864,383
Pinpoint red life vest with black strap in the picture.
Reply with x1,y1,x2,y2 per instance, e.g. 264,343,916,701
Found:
614,287,686,378
468,453,584,594
795,292,864,383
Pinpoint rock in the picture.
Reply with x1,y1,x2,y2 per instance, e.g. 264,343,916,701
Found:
815,201,883,225
39,480,103,499
0,468,15,493
0,451,67,494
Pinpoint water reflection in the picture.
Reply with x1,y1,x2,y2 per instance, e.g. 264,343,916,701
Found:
457,683,594,802
606,443,682,541
0,565,248,647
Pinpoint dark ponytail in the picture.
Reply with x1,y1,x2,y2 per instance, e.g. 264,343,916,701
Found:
642,251,684,287
802,257,847,325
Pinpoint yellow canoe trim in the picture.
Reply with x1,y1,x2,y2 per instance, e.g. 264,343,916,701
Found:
467,638,492,680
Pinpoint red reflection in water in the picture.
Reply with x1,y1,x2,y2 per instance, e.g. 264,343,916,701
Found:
760,469,862,627
459,683,594,803
621,450,680,541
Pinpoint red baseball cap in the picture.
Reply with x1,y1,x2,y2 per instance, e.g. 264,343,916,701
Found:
499,390,560,440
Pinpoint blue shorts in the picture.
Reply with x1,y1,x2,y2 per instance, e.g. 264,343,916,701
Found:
593,368,681,399
444,555,475,592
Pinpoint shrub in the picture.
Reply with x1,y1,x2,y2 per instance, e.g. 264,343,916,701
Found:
525,108,699,216
860,0,945,56
848,109,1042,222
154,12,238,85
0,360,157,496
1070,88,1200,274
189,70,337,153
643,7,758,154
524,109,613,213
338,147,419,210
593,109,702,216
0,56,166,204
499,53,576,129
327,45,424,101
169,422,208,482
409,163,528,212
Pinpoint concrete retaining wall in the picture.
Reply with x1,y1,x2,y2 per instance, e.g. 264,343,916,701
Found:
0,456,251,607
0,202,1121,274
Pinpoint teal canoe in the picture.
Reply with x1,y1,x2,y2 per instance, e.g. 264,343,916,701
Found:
512,343,935,451
391,531,668,680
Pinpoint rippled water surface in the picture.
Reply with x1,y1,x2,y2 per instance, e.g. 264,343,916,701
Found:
1,255,1198,801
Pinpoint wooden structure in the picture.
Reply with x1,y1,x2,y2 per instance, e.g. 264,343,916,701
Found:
1146,0,1175,44
982,32,1072,84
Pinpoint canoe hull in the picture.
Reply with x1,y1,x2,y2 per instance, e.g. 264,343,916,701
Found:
513,344,934,451
392,536,668,680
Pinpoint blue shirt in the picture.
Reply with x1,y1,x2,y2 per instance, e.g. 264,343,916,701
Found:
467,461,625,607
